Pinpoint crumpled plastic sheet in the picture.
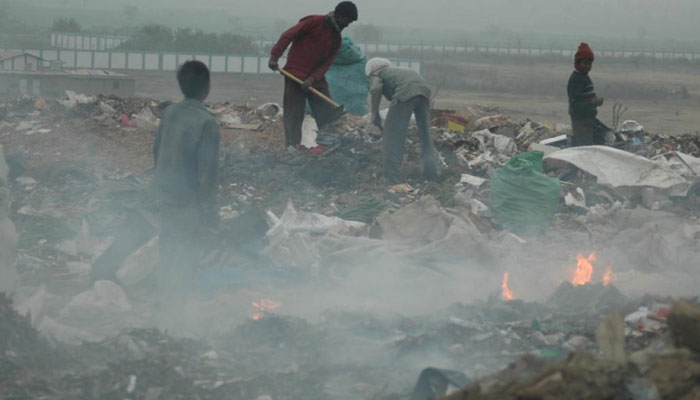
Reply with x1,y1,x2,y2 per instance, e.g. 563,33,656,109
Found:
544,145,691,197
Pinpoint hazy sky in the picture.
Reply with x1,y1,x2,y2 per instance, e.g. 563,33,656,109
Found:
17,0,700,43
191,0,700,40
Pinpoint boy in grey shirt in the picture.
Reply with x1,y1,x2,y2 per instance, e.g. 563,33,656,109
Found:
152,60,220,310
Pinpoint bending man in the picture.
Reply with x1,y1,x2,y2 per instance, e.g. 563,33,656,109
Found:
366,58,439,185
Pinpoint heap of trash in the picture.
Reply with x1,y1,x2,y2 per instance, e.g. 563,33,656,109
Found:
1,91,700,399
439,299,700,400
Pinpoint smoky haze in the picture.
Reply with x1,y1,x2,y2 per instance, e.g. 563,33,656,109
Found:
3,0,700,398
15,0,700,43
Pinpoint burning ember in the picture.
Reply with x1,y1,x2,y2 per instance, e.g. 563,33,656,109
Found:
571,252,596,286
501,273,514,301
602,266,615,286
251,299,282,320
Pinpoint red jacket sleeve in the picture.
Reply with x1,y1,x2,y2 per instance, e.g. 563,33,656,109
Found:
309,36,341,83
270,18,313,61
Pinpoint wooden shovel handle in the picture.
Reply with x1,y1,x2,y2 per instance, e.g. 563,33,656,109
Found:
279,68,341,108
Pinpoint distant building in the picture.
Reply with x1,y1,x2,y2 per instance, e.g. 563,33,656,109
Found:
0,52,135,98
0,51,48,72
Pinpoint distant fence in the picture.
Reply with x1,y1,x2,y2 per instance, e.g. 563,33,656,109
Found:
51,33,129,51
50,34,700,62
0,48,423,75
256,40,700,61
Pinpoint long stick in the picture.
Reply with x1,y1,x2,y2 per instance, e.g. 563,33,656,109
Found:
279,68,342,108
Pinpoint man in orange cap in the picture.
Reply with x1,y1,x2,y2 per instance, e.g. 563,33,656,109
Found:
567,42,608,146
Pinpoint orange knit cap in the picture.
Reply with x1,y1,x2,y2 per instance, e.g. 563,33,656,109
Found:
575,42,595,62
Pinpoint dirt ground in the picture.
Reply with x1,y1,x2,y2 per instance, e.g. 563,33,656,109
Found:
425,59,700,135
130,59,700,135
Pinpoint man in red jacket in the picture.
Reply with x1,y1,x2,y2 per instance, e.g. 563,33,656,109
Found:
268,1,358,150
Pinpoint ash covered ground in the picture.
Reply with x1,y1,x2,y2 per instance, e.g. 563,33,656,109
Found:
1,93,700,399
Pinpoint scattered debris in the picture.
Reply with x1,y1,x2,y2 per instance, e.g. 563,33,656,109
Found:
546,146,690,195
441,300,700,400
621,120,644,134
2,92,700,399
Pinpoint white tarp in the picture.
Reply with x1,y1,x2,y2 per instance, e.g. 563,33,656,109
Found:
653,152,700,178
544,146,691,197
263,197,490,271
263,201,368,269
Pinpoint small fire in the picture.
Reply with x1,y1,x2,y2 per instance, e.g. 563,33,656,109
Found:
501,272,514,301
602,266,614,286
572,252,596,286
251,299,282,320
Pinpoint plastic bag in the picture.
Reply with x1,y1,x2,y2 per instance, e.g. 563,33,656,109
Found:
490,151,561,233
308,37,368,116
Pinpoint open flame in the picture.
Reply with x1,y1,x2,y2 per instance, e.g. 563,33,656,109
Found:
251,299,282,320
501,273,514,301
572,252,596,286
602,266,614,286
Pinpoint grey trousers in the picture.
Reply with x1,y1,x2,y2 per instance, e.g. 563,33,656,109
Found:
383,95,438,185
156,204,200,306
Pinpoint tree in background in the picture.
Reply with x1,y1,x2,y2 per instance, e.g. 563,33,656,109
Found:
173,28,211,52
123,5,139,19
217,32,256,54
351,24,383,43
52,17,81,33
127,24,173,50
117,24,256,54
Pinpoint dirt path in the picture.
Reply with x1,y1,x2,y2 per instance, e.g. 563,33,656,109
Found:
128,59,700,135
435,91,700,135
1,114,155,176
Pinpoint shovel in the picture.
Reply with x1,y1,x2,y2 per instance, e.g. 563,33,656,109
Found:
279,68,345,121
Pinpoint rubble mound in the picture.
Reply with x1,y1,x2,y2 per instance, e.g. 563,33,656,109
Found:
441,300,700,400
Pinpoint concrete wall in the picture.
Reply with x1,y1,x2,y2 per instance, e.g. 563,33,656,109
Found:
0,145,18,295
0,48,425,75
0,73,135,98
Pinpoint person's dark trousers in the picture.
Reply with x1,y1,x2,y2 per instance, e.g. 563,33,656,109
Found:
283,77,338,147
383,95,438,185
571,118,607,146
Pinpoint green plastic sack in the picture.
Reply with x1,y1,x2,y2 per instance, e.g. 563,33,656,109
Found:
490,151,561,233
308,37,368,116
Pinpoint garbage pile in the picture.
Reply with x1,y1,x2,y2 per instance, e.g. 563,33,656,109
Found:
4,281,697,400
431,110,700,237
1,91,698,285
2,92,700,399
0,292,237,399
440,299,700,400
